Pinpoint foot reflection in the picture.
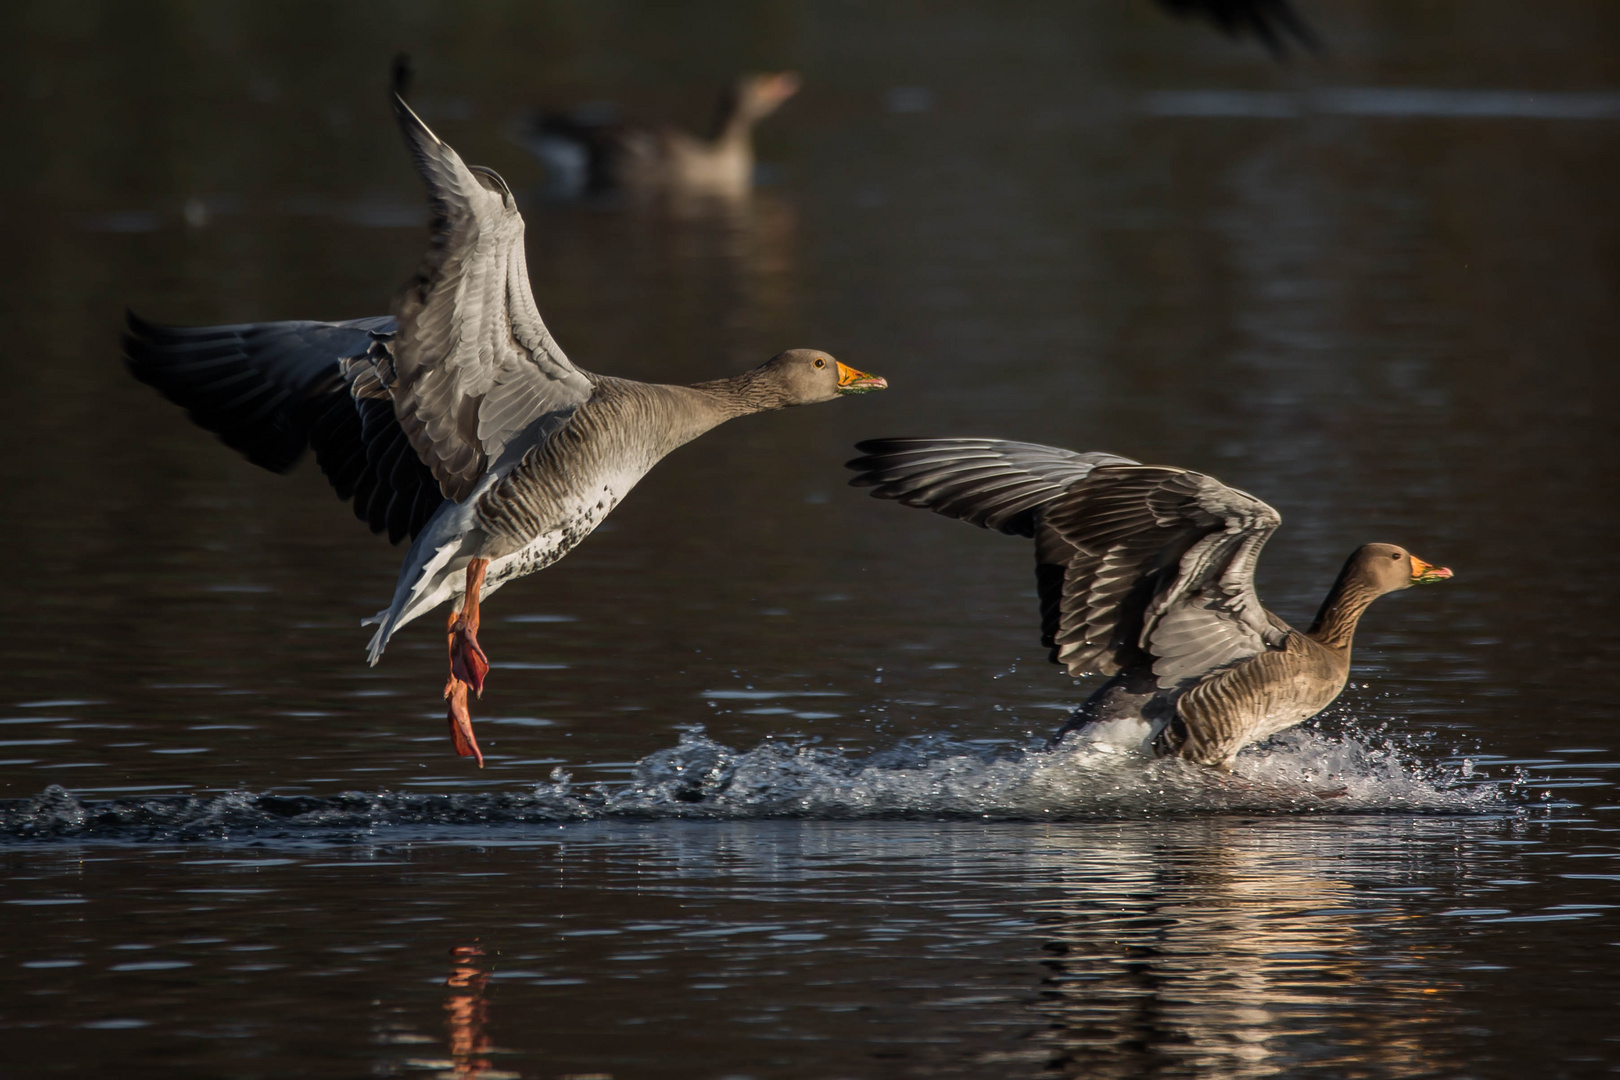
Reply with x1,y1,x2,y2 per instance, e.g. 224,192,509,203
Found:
442,942,501,1079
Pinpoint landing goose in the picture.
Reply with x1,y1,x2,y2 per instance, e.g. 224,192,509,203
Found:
125,90,886,766
847,438,1449,769
524,72,801,199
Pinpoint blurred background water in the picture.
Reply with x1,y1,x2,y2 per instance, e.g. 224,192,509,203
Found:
1,1,1618,1076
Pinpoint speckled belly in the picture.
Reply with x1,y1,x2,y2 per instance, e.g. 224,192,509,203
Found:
483,490,624,590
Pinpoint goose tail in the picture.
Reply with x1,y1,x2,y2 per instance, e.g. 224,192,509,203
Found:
362,608,397,667
360,504,477,666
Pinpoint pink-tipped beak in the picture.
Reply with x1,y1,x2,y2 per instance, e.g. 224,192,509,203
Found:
765,72,801,106
836,361,887,395
1410,555,1453,584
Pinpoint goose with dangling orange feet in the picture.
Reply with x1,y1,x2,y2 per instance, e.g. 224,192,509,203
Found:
125,85,886,766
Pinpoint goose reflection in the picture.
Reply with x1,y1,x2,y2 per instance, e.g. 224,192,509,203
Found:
534,184,804,376
664,188,802,368
1020,819,1468,1077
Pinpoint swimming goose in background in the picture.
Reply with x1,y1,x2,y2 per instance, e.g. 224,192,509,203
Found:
846,439,1449,770
125,90,886,766
523,72,801,199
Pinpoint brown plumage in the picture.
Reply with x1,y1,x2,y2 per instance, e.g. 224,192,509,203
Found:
847,438,1451,769
524,73,801,199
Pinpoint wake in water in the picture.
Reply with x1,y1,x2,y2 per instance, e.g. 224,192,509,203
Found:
0,725,1510,842
614,724,1507,817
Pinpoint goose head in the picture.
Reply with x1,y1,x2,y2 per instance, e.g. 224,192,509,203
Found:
1350,542,1454,595
745,349,887,406
729,72,802,124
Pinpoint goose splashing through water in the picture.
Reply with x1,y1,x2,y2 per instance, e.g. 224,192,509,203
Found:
847,438,1451,781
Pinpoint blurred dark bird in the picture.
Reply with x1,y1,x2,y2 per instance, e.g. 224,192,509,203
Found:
848,439,1450,770
125,85,885,766
390,51,412,98
1156,0,1320,57
520,72,801,200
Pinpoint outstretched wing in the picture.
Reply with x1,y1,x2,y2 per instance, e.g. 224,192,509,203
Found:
123,313,443,544
847,438,1287,687
124,313,386,471
846,437,1137,537
389,94,594,502
1038,464,1286,686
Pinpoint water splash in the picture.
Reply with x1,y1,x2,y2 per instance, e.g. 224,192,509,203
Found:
607,726,1505,818
0,727,1508,842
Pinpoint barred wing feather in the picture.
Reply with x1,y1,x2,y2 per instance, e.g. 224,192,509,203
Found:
847,437,1136,537
1039,465,1286,685
390,94,593,502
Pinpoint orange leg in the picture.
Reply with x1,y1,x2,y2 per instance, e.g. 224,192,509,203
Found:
450,559,490,695
443,558,490,767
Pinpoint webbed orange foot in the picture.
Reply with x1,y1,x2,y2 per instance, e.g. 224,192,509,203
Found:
449,616,490,697
441,558,491,767
444,677,484,767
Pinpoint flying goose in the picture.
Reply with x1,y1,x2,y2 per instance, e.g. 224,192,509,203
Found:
847,438,1449,769
523,72,801,199
125,91,886,766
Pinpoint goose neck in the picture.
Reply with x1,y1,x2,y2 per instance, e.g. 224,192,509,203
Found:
686,370,790,417
1306,575,1379,651
707,94,754,148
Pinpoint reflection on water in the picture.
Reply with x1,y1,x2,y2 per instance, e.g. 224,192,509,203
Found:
653,188,804,369
4,813,1603,1077
1027,821,1469,1077
439,944,514,1080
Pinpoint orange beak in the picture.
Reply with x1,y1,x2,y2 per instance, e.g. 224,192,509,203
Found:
1409,555,1453,584
836,361,888,395
767,72,802,105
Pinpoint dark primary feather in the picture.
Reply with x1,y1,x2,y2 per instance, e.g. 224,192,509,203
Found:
847,438,1135,537
123,313,442,544
123,313,385,472
1155,0,1320,56
847,438,1287,687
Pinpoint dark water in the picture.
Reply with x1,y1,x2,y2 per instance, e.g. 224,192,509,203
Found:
3,2,1619,1076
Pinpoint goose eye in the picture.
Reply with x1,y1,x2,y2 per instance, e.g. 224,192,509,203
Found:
1391,553,1401,560
813,357,826,368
